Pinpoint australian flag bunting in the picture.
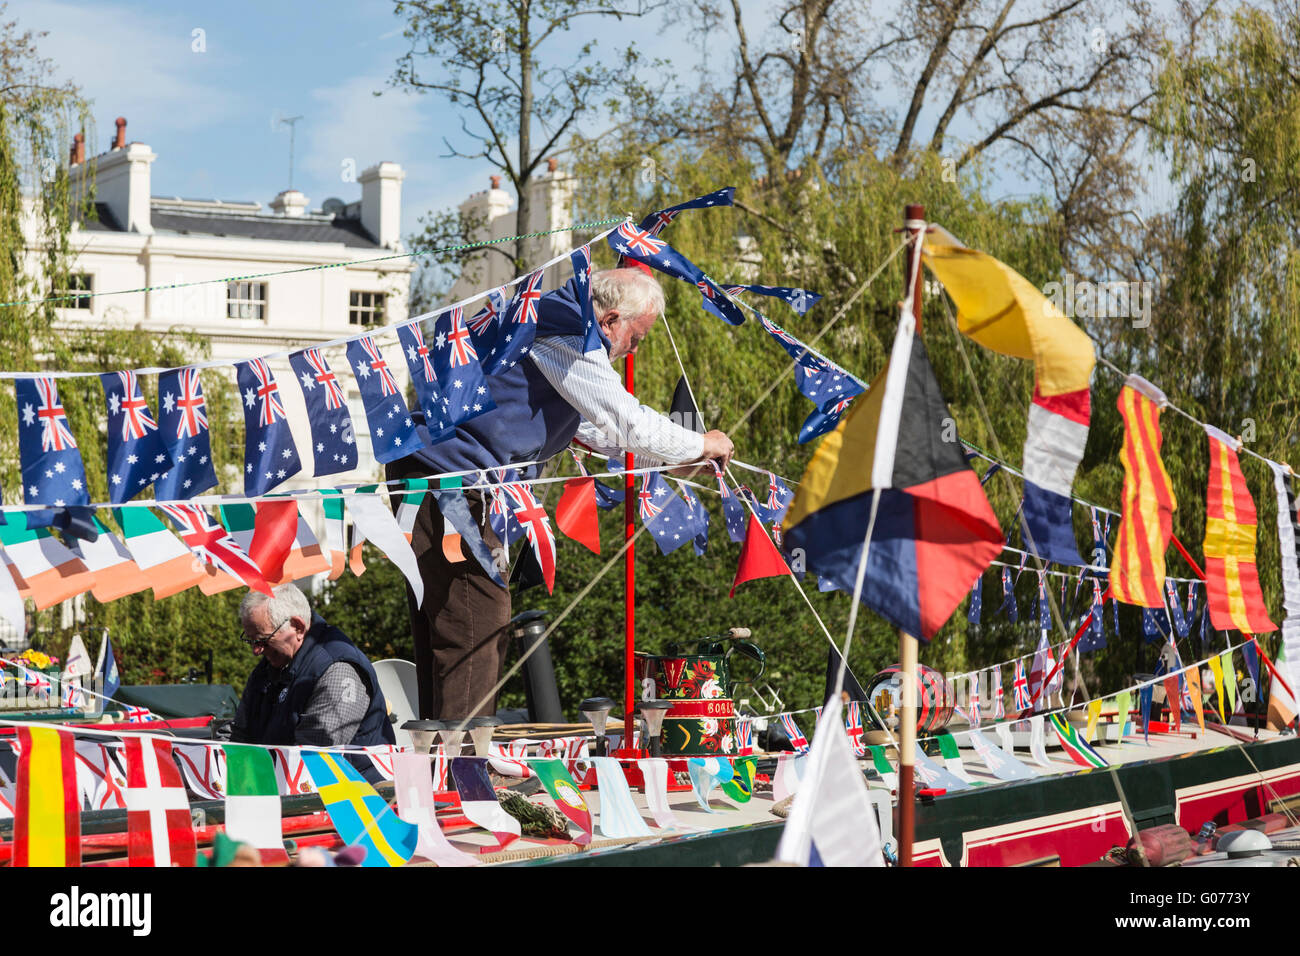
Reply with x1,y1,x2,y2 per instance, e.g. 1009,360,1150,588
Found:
761,315,822,366
569,451,623,509
638,187,735,235
345,335,423,465
1079,577,1106,652
637,471,696,556
395,319,456,443
481,270,544,375
752,472,794,525
697,277,747,325
1166,579,1190,638
680,482,710,556
434,305,495,426
289,346,358,477
17,376,90,507
716,468,748,543
608,221,704,285
725,284,822,316
967,575,983,627
502,481,557,594
236,357,302,496
466,286,508,355
569,243,603,353
998,566,1018,623
795,365,864,443
1037,571,1051,631
155,366,218,499
486,470,525,547
100,370,173,503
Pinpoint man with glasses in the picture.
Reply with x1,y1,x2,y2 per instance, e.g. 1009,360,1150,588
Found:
230,584,395,781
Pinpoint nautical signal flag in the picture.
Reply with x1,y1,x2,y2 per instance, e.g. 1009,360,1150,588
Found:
13,726,80,866
782,305,1002,641
730,513,791,596
155,366,218,499
1203,426,1276,634
101,369,173,503
921,231,1094,568
302,750,418,867
17,376,90,508
556,476,601,554
1112,376,1177,607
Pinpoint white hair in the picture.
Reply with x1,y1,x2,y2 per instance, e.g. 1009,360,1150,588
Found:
590,268,665,323
239,583,311,627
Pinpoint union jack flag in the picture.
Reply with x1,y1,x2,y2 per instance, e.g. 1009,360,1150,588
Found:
174,367,209,438
114,370,159,441
444,307,478,367
35,377,77,451
61,680,84,709
969,674,981,727
358,335,400,396
697,279,716,300
638,473,664,521
248,358,287,427
513,270,545,324
779,713,809,753
161,503,270,594
305,347,347,408
123,705,156,724
735,717,754,755
504,482,556,593
646,209,679,236
20,666,50,697
616,222,666,257
845,701,866,756
1013,659,1031,711
764,472,784,511
761,315,802,350
992,667,1005,719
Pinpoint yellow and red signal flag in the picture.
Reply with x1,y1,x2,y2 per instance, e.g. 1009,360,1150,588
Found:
1203,426,1276,635
1111,376,1177,607
12,725,81,867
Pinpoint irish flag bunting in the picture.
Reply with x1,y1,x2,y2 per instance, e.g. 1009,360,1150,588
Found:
1203,426,1276,635
0,510,96,610
67,515,148,602
1112,376,1177,607
115,506,205,599
223,744,289,864
123,736,196,867
13,726,80,867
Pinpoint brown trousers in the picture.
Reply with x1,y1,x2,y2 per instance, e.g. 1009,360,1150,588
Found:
391,478,512,720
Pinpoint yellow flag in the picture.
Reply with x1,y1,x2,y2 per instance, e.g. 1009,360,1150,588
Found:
1085,699,1103,744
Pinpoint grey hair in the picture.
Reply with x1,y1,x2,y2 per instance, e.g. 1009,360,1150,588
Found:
590,268,665,323
239,582,311,628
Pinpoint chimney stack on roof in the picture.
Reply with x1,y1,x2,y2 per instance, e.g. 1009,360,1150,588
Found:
70,133,85,166
113,117,127,150
547,157,557,173
490,175,501,190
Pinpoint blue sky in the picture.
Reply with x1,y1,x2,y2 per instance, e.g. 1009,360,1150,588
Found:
12,0,1174,246
12,0,674,239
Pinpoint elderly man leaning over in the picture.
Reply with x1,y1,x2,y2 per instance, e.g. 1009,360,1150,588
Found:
231,583,395,782
386,265,736,722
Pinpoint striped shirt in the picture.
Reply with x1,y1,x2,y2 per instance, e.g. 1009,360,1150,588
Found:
529,335,704,466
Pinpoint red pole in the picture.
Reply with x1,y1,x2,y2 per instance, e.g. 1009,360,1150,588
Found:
623,352,637,747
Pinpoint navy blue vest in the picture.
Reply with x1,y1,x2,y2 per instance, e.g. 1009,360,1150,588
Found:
394,278,610,479
233,615,395,777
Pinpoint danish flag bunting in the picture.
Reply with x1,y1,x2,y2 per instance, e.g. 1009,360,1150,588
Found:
289,346,358,478
155,367,218,498
236,358,302,495
16,376,90,507
434,305,495,426
101,369,173,503
503,482,557,593
345,335,424,464
123,736,196,867
160,503,272,595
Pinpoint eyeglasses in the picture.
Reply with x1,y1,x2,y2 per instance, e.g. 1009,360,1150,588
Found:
240,617,288,647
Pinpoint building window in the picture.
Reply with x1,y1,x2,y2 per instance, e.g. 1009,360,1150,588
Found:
349,291,385,326
56,273,93,310
227,281,268,320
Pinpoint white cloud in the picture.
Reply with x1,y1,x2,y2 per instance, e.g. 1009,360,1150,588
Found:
9,0,250,135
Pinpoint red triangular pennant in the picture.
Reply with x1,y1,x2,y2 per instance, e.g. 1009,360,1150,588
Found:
556,476,600,554
730,513,790,597
250,499,299,584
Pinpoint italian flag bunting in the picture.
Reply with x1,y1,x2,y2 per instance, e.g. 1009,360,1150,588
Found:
223,744,289,864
